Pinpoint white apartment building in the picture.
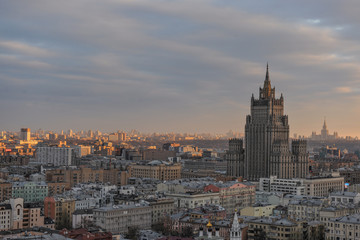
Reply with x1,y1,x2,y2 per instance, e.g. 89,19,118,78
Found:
260,176,305,195
260,175,344,197
35,147,74,166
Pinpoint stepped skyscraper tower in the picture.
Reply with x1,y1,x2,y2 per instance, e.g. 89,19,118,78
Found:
227,64,309,181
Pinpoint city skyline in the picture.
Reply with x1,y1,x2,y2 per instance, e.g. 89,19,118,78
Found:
1,1,360,136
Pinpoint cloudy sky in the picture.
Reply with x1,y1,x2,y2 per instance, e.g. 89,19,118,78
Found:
1,0,360,136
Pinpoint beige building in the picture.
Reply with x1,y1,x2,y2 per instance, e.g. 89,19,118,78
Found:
0,199,46,231
0,203,11,230
320,204,360,226
0,182,12,202
240,204,277,217
147,198,174,224
303,175,344,197
204,182,256,213
166,192,220,209
23,203,44,229
93,203,152,233
287,198,325,222
44,196,75,229
247,217,303,240
128,161,181,180
326,213,360,240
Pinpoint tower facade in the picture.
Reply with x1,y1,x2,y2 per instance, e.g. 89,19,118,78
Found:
244,64,308,181
226,138,245,177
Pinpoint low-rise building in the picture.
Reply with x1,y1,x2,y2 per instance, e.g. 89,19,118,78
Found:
287,198,326,222
240,203,277,217
329,191,360,205
72,209,93,229
44,196,75,229
326,214,360,240
93,202,152,233
255,191,282,205
166,192,220,209
204,182,256,213
247,217,303,240
23,202,44,229
0,203,12,230
0,182,12,202
12,181,48,203
259,176,305,195
128,161,181,181
147,198,175,224
303,173,344,197
259,174,344,197
320,204,360,225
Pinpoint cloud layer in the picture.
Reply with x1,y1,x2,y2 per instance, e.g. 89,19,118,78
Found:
1,0,360,136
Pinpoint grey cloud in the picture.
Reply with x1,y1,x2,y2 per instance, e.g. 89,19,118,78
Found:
0,0,360,135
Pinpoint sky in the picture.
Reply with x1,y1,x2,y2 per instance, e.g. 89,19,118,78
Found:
1,0,360,137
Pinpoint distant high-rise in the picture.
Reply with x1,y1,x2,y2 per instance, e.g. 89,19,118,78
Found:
20,128,31,141
311,118,338,140
242,64,308,181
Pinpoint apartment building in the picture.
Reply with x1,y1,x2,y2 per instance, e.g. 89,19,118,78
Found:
147,198,175,224
128,161,181,181
35,147,75,166
93,202,152,233
12,181,48,203
326,214,360,240
204,182,256,213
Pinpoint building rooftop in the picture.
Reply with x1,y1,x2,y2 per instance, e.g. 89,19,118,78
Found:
330,191,359,197
331,214,360,224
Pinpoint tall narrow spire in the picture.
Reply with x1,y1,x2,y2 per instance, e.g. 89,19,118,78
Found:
323,117,327,130
262,63,272,98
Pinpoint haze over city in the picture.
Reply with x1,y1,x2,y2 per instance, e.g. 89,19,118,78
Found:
1,1,360,137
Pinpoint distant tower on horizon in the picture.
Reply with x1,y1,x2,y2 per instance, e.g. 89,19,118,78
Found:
241,64,308,181
311,118,338,140
20,128,31,141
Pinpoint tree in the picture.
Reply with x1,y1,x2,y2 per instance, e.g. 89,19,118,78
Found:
181,226,194,238
125,226,139,240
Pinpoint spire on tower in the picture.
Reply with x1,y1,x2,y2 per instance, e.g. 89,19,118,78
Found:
265,62,270,82
323,117,327,130
262,63,272,98
231,210,240,231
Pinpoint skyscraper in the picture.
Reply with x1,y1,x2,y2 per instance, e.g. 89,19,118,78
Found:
20,128,31,141
243,64,308,181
